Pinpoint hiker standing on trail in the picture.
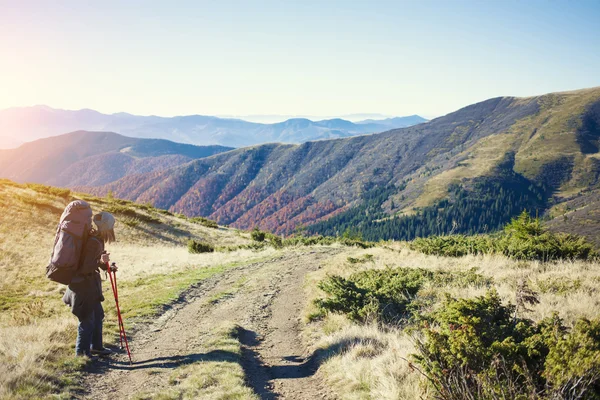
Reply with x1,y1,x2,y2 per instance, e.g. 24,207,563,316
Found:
63,212,117,357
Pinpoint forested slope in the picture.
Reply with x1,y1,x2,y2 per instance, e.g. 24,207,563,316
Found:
49,88,600,239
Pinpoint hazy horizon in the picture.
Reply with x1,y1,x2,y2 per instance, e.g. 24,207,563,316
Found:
0,104,430,124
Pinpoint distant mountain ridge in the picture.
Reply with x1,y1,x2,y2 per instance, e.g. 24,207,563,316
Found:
0,131,232,186
0,106,428,148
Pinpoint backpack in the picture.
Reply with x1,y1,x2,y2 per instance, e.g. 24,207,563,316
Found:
46,200,93,285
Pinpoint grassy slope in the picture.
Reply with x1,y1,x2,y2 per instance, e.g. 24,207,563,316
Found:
0,180,263,399
407,87,600,210
301,245,600,399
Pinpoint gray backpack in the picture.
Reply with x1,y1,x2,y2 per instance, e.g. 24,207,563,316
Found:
46,200,93,285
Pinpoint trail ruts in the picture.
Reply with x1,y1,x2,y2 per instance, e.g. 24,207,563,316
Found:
84,248,339,399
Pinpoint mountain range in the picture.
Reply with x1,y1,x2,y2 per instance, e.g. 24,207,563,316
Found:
1,87,599,245
0,131,232,187
0,106,427,149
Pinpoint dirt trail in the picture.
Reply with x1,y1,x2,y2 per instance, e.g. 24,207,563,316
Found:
84,248,339,399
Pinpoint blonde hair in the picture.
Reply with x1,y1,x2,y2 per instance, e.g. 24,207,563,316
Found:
90,228,116,243
99,228,116,243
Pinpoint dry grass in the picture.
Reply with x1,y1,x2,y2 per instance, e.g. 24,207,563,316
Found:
313,320,425,400
303,244,600,399
0,182,260,398
134,323,258,400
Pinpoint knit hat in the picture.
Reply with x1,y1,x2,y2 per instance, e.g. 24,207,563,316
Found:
94,212,116,242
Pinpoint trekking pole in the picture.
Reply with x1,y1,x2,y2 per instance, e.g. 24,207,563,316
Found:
109,265,131,365
107,264,124,349
106,262,133,365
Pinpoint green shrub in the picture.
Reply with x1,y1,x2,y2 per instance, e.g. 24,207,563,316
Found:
347,254,375,264
25,183,71,198
251,227,266,242
13,192,64,214
120,217,140,227
314,267,491,323
104,204,137,217
413,290,600,399
265,233,283,248
189,216,219,229
283,235,335,247
536,277,582,295
187,240,215,254
78,194,107,204
136,202,156,212
412,234,498,257
338,238,374,249
281,235,374,249
412,211,596,261
104,205,160,224
217,242,268,252
543,318,600,397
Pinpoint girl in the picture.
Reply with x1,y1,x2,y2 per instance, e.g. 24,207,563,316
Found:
63,211,117,357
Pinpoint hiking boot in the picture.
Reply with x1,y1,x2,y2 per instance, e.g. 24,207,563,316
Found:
90,347,112,356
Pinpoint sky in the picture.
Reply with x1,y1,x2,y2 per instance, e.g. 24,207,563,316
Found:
1,0,599,119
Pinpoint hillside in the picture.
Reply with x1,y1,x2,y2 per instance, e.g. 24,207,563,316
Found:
1,180,599,399
546,187,600,247
0,131,232,186
82,87,600,239
0,106,427,148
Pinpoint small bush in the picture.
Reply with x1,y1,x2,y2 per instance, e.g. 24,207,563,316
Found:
120,217,140,227
314,267,491,323
412,234,498,257
251,227,266,242
536,276,582,295
25,183,71,198
265,233,283,248
189,216,219,229
137,202,156,212
187,240,215,254
217,242,268,252
347,254,375,264
13,192,63,214
104,205,161,224
104,204,137,217
413,290,600,399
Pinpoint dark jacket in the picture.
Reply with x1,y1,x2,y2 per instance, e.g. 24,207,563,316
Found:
62,235,107,320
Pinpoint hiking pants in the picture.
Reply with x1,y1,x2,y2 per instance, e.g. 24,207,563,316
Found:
76,302,104,355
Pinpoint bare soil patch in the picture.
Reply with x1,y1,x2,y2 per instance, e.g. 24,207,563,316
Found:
84,248,340,399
